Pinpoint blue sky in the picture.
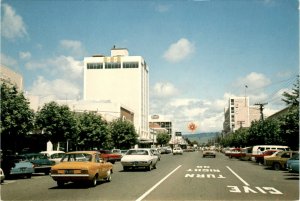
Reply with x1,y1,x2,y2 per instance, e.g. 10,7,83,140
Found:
1,0,299,133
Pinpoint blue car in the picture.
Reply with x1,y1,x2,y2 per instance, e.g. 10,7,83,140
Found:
286,153,299,173
20,153,55,175
2,155,34,178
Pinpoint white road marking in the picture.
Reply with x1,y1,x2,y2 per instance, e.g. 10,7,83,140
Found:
226,166,249,186
136,165,182,201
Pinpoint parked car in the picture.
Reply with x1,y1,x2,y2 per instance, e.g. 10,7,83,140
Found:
239,147,252,161
264,151,299,170
203,150,216,158
121,148,158,171
50,151,113,187
286,153,299,173
20,153,55,175
1,155,34,178
150,148,161,160
251,145,290,161
40,150,65,164
0,168,5,183
173,147,183,155
99,150,122,164
253,150,279,164
227,148,242,159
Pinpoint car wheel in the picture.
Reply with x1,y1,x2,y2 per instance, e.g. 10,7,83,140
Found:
26,173,32,178
105,170,112,182
153,163,157,169
147,164,151,171
90,176,97,187
123,166,129,171
273,163,281,170
57,181,64,187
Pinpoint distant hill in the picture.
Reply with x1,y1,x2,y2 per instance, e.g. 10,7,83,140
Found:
182,132,220,145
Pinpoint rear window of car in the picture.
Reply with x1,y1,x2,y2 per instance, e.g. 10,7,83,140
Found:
127,150,148,155
61,153,92,162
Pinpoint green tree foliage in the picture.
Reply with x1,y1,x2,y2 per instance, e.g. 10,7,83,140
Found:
0,83,34,152
109,118,138,149
156,132,171,146
279,108,299,150
77,112,110,150
282,76,299,107
35,102,78,144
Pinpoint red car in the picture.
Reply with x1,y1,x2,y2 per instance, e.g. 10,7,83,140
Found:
253,150,278,164
227,148,243,159
99,150,122,164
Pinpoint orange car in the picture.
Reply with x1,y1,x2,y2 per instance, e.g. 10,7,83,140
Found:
50,151,113,187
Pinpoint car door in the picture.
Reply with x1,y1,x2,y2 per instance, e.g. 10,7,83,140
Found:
95,154,107,179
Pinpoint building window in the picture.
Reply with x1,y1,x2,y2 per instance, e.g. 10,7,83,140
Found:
105,62,121,69
123,62,139,68
231,99,234,105
231,107,234,113
87,63,103,69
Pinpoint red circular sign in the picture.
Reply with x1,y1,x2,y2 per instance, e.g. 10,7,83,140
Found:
188,122,197,132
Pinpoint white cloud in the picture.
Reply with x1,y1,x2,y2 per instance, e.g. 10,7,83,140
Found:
163,38,195,63
29,76,81,101
59,40,86,58
25,55,83,80
1,53,18,67
236,72,271,89
152,82,179,98
19,51,31,60
1,3,28,40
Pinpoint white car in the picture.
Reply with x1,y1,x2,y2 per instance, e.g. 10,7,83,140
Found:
173,147,183,155
40,150,65,164
121,148,158,171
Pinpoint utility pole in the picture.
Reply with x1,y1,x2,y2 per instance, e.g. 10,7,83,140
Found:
254,103,268,121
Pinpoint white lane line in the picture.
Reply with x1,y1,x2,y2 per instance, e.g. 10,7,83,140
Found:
226,166,249,186
136,165,182,201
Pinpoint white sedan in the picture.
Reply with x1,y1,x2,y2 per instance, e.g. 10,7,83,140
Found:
121,148,158,171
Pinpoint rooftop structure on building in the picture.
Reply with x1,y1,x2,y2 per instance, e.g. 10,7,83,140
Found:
83,47,149,142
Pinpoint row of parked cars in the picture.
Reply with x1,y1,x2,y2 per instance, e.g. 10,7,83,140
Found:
223,145,299,173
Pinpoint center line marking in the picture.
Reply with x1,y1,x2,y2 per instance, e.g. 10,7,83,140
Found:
226,166,250,186
135,165,182,201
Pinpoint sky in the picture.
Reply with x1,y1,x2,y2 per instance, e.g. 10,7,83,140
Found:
1,0,299,134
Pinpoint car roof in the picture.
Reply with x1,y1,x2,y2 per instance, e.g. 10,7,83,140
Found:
65,151,99,154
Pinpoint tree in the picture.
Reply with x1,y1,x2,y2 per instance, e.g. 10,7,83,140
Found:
0,83,34,152
77,112,110,150
35,102,78,145
109,118,138,149
282,76,299,107
156,132,171,146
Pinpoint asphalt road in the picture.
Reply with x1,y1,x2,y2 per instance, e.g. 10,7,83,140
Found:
1,151,299,201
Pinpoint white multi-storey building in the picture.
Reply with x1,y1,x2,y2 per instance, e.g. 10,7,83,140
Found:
223,96,260,133
83,47,150,141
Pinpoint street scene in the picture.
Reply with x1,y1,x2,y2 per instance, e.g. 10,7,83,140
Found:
1,0,299,201
1,151,299,201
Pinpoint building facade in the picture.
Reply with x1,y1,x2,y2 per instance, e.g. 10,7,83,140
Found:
0,65,23,91
223,97,260,133
83,47,149,141
149,115,172,136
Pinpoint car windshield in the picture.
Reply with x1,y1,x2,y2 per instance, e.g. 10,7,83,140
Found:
126,150,148,155
61,153,92,162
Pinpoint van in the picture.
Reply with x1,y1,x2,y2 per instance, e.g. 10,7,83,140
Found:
251,145,290,161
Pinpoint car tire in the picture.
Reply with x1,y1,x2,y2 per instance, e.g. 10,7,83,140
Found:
57,181,64,187
147,164,151,171
123,166,129,171
26,173,32,178
105,170,112,182
90,176,97,187
273,163,281,171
